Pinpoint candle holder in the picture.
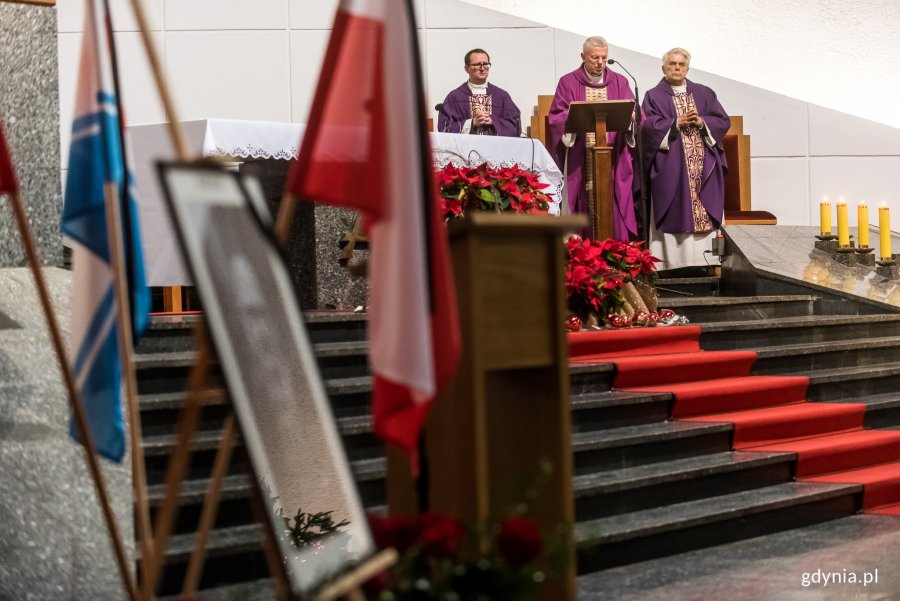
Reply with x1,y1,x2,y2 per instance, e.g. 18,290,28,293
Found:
875,257,899,279
814,234,838,253
855,246,876,267
833,246,856,267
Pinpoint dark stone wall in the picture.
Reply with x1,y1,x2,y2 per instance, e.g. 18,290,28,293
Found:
0,2,62,267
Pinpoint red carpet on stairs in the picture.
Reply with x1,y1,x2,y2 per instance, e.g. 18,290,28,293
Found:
569,326,900,512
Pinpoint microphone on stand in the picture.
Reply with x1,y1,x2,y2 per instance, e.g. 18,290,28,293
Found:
435,102,460,133
607,58,650,242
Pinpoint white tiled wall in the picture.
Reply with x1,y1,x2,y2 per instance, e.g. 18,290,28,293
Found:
56,0,900,228
166,31,291,122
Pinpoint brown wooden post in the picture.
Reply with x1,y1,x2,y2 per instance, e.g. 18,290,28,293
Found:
563,100,633,240
591,120,613,240
388,213,586,601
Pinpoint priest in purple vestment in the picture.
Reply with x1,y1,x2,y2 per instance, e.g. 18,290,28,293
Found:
547,36,638,241
641,47,730,269
437,48,521,137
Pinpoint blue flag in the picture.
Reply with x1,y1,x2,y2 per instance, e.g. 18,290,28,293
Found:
62,0,150,462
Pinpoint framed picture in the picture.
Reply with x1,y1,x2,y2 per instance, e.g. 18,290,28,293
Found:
156,161,374,597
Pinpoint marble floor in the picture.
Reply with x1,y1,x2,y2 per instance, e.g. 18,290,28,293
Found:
725,225,900,310
577,514,900,600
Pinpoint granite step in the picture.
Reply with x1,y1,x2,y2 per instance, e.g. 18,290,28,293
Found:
656,276,720,298
574,450,794,521
570,363,617,395
571,420,733,474
145,474,256,534
699,313,900,350
575,480,860,572
313,340,369,380
146,473,254,507
569,390,673,430
325,375,374,418
134,351,225,395
662,295,816,323
343,418,736,510
303,311,368,344
805,362,900,402
751,335,900,374
137,314,202,354
142,524,269,596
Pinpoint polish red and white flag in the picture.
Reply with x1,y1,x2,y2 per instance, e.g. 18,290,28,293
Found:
285,0,460,462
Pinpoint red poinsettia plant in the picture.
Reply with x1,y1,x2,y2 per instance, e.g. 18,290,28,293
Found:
364,511,553,600
565,235,660,324
436,162,553,220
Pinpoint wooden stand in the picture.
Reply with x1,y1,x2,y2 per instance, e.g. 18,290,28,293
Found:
388,213,587,601
564,100,633,240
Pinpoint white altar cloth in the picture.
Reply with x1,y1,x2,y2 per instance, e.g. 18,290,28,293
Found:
129,118,563,286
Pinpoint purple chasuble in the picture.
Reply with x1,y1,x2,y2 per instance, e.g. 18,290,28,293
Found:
641,78,730,234
438,83,521,137
547,66,638,241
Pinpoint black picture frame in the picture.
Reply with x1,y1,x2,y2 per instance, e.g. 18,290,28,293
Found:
156,161,374,598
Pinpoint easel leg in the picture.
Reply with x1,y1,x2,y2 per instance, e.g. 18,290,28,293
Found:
181,413,238,595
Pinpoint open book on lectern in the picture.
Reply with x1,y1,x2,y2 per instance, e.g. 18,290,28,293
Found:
156,161,375,598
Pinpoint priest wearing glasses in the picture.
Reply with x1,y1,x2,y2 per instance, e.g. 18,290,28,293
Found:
437,48,521,137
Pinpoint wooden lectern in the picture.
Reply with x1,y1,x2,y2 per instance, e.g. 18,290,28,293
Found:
388,213,587,601
563,100,634,240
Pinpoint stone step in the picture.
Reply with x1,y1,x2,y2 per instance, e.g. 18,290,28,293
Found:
140,310,368,354
575,481,860,572
570,390,673,430
145,474,256,535
805,362,900,402
656,276,720,298
133,352,225,395
662,295,816,323
313,340,369,380
830,392,900,428
146,473,254,507
303,311,368,344
574,450,794,521
571,420,733,474
142,524,269,596
751,335,900,374
137,314,201,354
699,313,900,350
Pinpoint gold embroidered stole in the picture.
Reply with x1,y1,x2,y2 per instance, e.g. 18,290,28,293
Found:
467,94,493,135
672,91,713,232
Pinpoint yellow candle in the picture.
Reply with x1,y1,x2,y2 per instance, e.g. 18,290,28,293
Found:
858,203,869,248
836,200,849,247
820,198,832,235
880,203,892,260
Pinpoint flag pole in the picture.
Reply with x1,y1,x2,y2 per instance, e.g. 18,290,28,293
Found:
102,181,155,601
126,3,290,596
127,0,188,313
99,4,155,597
119,0,212,594
6,188,140,601
127,0,189,161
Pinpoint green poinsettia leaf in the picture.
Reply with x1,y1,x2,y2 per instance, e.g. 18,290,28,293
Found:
478,188,495,204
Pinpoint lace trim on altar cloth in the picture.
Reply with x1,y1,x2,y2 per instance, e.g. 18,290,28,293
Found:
205,145,300,161
433,147,564,215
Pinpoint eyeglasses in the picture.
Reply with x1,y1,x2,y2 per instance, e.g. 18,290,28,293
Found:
467,62,491,69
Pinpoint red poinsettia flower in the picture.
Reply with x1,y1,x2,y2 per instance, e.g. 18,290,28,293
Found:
436,162,552,220
368,514,418,553
417,512,465,559
496,516,543,567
